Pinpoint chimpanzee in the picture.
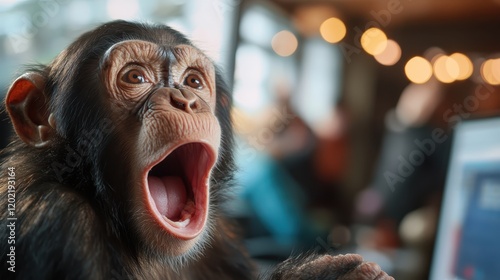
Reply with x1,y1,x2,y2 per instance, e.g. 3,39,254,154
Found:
0,21,392,279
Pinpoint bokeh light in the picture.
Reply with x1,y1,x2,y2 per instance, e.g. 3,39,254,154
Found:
405,56,433,84
360,28,388,55
433,55,459,83
493,59,500,83
319,17,346,43
450,53,473,80
271,30,298,57
374,39,401,66
481,58,500,85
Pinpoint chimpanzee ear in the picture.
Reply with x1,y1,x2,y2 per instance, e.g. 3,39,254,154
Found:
5,72,56,147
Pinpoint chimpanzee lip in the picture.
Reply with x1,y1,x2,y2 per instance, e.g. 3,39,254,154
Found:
143,141,216,240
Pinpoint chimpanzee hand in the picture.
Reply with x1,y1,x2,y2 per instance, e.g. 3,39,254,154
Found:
268,254,394,280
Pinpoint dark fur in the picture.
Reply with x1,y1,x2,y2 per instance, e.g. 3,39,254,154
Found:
0,21,389,280
0,20,252,280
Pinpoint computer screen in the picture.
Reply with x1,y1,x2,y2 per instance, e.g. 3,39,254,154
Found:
430,117,500,280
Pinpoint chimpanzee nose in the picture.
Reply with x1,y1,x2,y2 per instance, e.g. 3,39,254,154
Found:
169,88,200,113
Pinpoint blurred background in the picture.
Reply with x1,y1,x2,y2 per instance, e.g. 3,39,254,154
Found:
1,0,500,279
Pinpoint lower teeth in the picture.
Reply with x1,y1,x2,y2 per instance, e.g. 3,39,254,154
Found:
163,200,195,228
163,215,191,227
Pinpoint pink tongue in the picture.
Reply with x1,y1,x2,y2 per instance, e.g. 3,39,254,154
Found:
148,176,187,219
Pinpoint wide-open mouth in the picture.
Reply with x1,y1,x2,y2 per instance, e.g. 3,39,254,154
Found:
145,142,216,239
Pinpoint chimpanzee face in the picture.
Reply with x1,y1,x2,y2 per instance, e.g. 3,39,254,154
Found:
100,40,222,255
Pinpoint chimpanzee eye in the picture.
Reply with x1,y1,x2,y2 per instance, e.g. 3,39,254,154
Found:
123,69,147,84
184,74,204,89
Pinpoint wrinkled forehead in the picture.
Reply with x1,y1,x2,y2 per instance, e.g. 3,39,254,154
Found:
101,39,215,71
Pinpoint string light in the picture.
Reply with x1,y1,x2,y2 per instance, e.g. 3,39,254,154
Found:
481,58,500,85
450,53,473,80
360,28,388,55
405,56,433,84
268,18,494,85
320,17,346,43
374,39,401,66
433,55,459,83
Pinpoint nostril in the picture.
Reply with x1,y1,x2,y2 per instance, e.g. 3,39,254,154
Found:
170,96,186,110
189,101,199,110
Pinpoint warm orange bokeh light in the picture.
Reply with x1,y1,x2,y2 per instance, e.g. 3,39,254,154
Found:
433,55,459,83
319,17,346,43
450,53,473,81
481,58,500,85
405,56,433,84
374,39,401,66
360,28,388,55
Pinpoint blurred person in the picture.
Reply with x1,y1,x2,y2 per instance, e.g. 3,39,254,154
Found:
233,88,321,250
233,85,353,260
